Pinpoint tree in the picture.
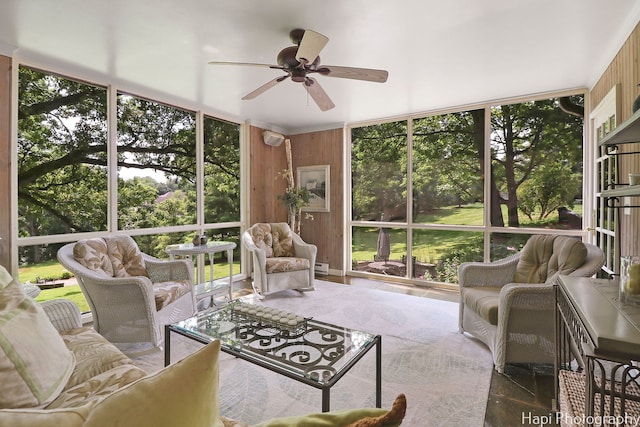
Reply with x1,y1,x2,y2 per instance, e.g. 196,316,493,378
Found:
351,121,407,221
517,163,581,220
413,110,485,215
491,98,583,227
17,66,241,264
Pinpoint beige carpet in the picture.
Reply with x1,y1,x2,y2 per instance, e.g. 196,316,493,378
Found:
132,280,493,426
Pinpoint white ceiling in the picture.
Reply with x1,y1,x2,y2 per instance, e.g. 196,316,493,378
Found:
1,0,640,134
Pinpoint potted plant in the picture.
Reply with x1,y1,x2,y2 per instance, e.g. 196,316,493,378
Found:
278,168,311,234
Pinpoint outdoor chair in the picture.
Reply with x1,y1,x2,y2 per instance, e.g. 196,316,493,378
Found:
242,222,317,297
57,235,196,352
458,234,605,373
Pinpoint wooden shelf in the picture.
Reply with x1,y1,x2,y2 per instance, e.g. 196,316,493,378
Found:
599,108,640,146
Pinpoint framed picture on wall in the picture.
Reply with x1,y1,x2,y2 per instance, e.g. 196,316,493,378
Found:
297,165,330,212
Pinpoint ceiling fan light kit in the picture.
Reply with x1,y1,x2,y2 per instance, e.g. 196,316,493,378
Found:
209,29,388,111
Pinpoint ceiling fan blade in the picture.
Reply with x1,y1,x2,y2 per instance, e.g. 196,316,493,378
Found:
303,78,335,111
317,65,388,83
242,76,289,100
209,61,283,70
295,30,329,64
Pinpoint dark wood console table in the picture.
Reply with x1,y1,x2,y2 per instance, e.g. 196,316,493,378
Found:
555,275,640,426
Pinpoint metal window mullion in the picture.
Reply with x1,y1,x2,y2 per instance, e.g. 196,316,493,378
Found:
196,112,204,227
107,86,118,232
483,107,492,262
406,119,413,278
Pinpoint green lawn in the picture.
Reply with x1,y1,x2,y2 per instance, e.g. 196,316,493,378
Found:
35,285,90,313
355,202,584,265
19,259,70,283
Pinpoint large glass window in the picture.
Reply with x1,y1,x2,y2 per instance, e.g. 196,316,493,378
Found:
18,68,108,240
117,94,197,229
412,109,485,225
203,115,240,224
351,121,407,222
490,98,584,230
16,66,242,313
350,95,585,285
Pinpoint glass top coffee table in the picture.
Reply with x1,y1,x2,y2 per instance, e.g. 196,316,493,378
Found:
165,300,381,412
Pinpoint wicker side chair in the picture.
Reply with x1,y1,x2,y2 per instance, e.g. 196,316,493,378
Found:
57,235,196,352
242,222,317,298
458,235,605,373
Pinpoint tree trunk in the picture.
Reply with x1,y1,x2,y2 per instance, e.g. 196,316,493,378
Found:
471,109,504,227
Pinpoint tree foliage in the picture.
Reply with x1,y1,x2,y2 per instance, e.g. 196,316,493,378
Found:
351,121,407,221
351,98,583,230
17,66,240,263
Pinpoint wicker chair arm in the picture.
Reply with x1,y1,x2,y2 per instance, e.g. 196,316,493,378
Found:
458,253,520,287
40,299,83,333
144,255,194,283
499,282,554,311
292,232,317,263
242,230,267,288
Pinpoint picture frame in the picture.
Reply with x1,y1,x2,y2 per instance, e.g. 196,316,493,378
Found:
297,165,330,212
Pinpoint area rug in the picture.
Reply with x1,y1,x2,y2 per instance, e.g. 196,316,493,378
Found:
131,280,493,426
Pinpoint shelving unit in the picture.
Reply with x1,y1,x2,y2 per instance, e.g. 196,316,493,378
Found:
599,109,640,204
600,108,640,147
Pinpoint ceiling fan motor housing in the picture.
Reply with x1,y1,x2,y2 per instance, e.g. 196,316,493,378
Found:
277,46,301,69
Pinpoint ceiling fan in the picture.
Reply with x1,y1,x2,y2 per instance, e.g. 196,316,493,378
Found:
209,29,389,111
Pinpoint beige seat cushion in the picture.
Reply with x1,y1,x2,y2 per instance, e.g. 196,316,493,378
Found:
0,266,76,409
514,235,587,283
250,223,274,257
58,327,142,390
265,257,311,274
73,236,148,278
153,280,192,311
73,239,114,277
461,286,502,326
270,223,295,257
102,235,148,278
0,404,94,427
249,223,296,258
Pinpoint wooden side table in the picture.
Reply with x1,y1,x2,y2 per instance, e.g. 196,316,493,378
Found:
165,241,236,308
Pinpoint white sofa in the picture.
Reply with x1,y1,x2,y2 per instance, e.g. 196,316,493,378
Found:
0,266,404,427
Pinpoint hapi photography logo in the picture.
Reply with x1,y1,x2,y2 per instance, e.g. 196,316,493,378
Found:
522,411,640,426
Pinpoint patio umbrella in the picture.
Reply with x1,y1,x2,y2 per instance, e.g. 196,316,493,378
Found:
377,227,391,264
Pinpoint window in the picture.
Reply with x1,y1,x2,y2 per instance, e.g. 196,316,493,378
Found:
18,68,108,240
117,94,197,229
16,66,242,313
350,94,585,285
203,115,240,224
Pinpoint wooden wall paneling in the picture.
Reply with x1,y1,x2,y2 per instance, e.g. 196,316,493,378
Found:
289,128,344,271
248,126,288,225
0,55,11,269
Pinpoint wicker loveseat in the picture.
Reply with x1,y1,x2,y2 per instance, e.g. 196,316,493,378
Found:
0,266,404,427
458,235,605,373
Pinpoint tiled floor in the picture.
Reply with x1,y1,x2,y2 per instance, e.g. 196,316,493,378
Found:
232,275,557,426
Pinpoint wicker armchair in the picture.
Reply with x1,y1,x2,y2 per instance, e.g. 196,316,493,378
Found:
458,235,605,373
242,222,317,297
57,235,196,351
